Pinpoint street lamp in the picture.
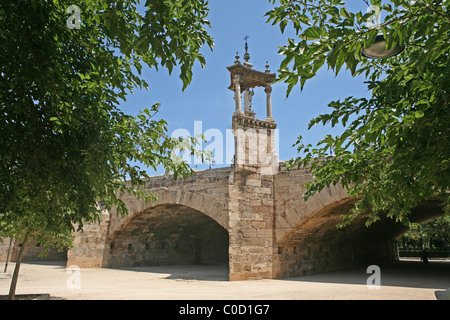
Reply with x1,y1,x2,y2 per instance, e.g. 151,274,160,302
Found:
361,34,405,59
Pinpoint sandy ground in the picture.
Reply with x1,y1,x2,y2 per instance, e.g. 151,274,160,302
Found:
0,259,449,300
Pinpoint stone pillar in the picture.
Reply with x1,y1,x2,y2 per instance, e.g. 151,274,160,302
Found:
265,85,274,122
233,74,243,116
228,171,276,281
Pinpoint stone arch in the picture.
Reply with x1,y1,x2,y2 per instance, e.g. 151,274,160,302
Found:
102,190,230,269
279,197,445,245
105,202,229,268
275,182,349,242
108,190,228,238
274,197,445,278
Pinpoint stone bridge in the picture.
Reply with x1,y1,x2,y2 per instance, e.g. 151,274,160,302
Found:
67,161,443,281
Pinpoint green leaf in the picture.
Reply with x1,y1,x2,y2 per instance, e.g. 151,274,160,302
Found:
301,26,323,40
414,110,424,118
340,7,351,19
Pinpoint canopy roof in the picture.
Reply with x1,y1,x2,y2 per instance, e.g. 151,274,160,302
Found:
227,62,276,91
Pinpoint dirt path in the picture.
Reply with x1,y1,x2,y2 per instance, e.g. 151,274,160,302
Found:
1,259,449,300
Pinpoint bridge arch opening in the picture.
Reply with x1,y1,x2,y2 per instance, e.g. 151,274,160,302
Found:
106,204,229,268
275,198,445,278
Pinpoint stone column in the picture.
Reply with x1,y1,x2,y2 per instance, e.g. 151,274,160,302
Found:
233,74,243,116
228,171,276,281
265,85,274,122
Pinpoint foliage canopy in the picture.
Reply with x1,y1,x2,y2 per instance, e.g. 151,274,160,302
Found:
0,0,213,250
267,0,449,226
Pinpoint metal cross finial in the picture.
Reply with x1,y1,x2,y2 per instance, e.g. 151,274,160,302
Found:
244,35,249,53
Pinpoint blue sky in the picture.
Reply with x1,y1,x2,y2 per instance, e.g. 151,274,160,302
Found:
121,0,372,175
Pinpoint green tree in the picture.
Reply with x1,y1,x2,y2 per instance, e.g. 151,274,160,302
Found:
401,215,450,249
267,0,449,227
0,0,213,299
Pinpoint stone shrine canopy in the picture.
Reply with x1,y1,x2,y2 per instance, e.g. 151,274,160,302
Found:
226,39,276,123
226,60,276,92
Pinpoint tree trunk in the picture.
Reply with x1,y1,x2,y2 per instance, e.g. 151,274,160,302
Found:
3,238,13,273
8,231,31,300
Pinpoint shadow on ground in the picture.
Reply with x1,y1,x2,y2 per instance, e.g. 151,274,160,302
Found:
104,259,450,289
282,260,450,290
107,264,230,281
